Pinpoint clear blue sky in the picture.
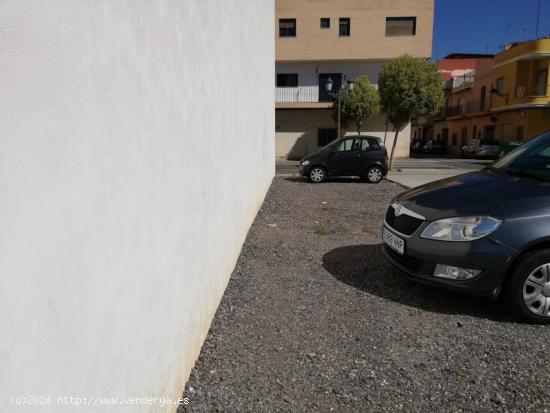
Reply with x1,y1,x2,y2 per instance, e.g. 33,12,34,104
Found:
432,0,550,60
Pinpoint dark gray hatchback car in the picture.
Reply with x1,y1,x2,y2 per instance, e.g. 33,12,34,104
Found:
382,130,550,323
299,136,388,183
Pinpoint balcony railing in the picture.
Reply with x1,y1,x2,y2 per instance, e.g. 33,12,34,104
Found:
533,80,548,96
451,71,476,89
445,99,488,117
276,86,320,103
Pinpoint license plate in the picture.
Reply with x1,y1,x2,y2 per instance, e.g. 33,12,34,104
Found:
382,227,405,255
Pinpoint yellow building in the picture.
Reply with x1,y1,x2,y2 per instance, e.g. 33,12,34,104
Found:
491,38,550,141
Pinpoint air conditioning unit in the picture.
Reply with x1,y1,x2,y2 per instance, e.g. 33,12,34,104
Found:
516,86,526,97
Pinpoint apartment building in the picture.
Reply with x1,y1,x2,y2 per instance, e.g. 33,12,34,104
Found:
423,39,550,157
433,55,495,156
275,0,435,160
491,38,550,140
412,53,494,145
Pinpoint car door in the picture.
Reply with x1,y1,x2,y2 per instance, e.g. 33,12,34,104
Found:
327,138,359,175
357,138,381,172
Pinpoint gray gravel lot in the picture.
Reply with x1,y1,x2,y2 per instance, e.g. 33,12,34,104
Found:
180,177,550,412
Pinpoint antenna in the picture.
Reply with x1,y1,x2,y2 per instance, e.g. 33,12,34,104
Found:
536,0,541,38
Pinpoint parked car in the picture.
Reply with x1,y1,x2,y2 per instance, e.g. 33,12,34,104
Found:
298,136,388,183
423,140,446,155
461,138,500,159
382,130,550,323
410,139,425,153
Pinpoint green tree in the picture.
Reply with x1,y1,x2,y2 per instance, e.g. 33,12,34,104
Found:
336,76,380,135
378,55,443,169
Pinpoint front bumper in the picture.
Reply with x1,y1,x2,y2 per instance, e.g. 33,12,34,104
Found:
382,225,516,299
298,163,311,176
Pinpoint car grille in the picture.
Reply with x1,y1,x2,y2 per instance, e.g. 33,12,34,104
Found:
384,245,423,273
385,205,423,236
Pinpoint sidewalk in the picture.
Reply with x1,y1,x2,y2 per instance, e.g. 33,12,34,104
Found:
387,168,471,188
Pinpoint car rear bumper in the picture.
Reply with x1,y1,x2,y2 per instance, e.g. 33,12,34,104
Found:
381,225,516,299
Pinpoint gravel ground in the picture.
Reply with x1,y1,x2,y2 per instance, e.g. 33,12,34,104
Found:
179,177,550,412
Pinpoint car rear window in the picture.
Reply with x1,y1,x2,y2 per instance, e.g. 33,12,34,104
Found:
367,138,381,151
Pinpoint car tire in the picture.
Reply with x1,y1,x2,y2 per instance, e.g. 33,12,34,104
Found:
309,166,326,183
366,166,384,184
503,250,550,324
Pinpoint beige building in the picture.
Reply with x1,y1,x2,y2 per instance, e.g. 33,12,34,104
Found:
275,0,435,160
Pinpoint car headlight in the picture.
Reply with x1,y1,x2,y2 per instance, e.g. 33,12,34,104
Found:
420,216,501,242
301,160,310,166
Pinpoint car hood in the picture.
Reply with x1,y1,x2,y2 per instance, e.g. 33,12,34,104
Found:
301,149,325,162
396,171,550,220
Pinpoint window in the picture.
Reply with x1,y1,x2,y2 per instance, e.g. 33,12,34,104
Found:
517,126,524,141
461,127,468,146
458,97,466,115
385,17,416,36
480,86,486,111
320,18,330,29
279,19,296,37
339,18,350,36
452,133,457,146
496,77,504,95
336,138,355,152
361,138,381,151
318,128,337,147
276,74,298,87
472,125,477,139
535,69,548,95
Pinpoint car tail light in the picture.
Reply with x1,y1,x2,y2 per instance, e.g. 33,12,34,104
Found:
384,156,388,166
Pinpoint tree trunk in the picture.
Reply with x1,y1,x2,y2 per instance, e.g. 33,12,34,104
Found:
383,121,389,145
357,122,361,136
389,127,400,171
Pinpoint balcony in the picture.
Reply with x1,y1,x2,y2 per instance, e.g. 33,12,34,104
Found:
445,99,488,118
275,86,335,109
450,71,476,89
276,86,320,103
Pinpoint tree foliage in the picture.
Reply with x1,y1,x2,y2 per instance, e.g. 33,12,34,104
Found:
378,55,443,168
336,76,380,135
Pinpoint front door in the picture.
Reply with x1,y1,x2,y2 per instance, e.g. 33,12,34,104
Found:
328,137,360,175
319,73,342,102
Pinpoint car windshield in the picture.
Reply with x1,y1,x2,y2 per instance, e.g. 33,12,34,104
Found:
490,131,550,182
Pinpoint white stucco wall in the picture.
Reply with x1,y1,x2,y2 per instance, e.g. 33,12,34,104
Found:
0,1,274,412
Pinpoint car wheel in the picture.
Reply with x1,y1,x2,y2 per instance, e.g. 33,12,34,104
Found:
503,250,550,324
309,166,326,183
366,166,383,184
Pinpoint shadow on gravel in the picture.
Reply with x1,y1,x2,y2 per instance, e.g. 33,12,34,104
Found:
322,244,513,322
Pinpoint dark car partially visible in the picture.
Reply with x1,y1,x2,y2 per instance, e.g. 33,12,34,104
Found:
382,130,550,323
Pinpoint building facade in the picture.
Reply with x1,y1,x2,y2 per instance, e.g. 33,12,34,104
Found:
0,1,274,411
418,39,550,157
490,39,550,141
275,0,435,160
412,53,494,147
